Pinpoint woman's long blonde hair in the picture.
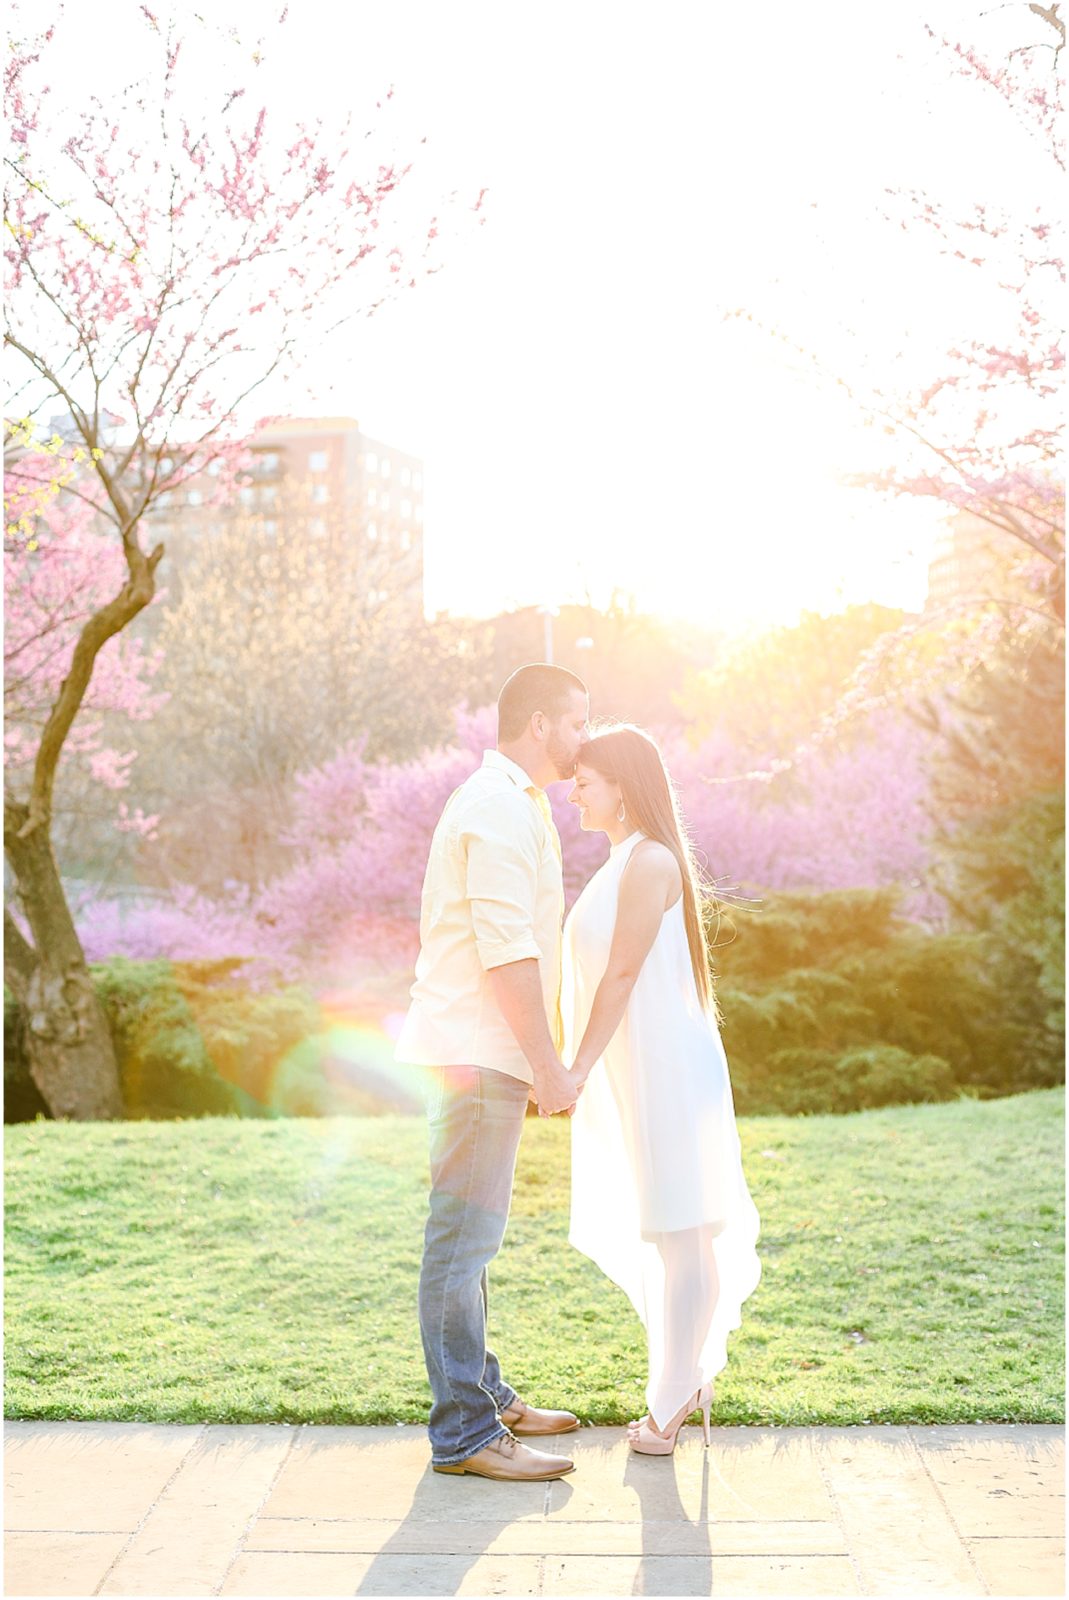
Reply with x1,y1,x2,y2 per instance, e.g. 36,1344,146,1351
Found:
578,723,719,1017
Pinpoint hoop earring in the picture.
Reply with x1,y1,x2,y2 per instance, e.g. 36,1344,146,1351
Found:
617,802,626,824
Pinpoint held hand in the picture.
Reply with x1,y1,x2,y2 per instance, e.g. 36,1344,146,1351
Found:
569,1059,593,1096
533,1064,578,1118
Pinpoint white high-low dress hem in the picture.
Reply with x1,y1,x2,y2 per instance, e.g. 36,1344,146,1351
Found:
563,831,761,1430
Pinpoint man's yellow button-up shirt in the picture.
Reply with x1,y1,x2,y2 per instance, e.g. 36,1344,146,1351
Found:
395,750,565,1083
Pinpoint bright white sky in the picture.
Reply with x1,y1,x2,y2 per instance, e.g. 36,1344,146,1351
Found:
23,0,1059,631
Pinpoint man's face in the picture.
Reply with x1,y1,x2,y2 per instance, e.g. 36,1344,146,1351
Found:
545,690,590,781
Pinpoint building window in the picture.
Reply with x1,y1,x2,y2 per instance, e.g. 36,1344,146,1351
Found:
263,518,278,537
381,458,391,480
312,483,329,504
186,489,203,507
309,450,328,473
310,517,327,537
400,498,412,520
257,451,280,474
239,486,255,507
400,465,411,488
400,530,412,551
365,452,379,474
368,522,378,541
380,493,390,513
367,487,377,507
412,470,422,492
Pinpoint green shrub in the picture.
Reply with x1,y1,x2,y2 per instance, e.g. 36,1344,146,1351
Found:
5,959,419,1123
88,958,248,1119
713,888,903,985
6,876,1063,1122
937,789,1065,1041
715,889,1063,1116
728,1043,956,1117
838,1045,957,1109
837,930,1059,1093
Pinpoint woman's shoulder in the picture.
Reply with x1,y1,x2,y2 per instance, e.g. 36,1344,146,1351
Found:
623,837,683,892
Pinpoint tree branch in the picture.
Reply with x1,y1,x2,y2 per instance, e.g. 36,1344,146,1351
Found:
3,904,39,990
18,541,164,839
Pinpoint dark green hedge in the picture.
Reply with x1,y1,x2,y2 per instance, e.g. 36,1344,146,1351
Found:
6,891,1063,1122
4,959,416,1123
712,889,1063,1115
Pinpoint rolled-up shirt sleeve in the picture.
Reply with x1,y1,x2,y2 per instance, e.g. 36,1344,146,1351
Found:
463,796,543,971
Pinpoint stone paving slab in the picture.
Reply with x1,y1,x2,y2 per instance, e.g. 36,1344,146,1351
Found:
4,1424,199,1535
96,1426,294,1597
4,1533,129,1600
540,1554,862,1597
817,1427,986,1595
245,1514,846,1557
544,1428,839,1524
911,1426,1066,1538
966,1537,1068,1597
3,1422,1064,1597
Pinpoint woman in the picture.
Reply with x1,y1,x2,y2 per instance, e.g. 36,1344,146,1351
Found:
562,724,760,1454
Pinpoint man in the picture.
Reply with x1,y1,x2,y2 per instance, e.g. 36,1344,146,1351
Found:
396,663,589,1481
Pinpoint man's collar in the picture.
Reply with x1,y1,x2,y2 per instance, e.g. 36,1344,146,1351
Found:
482,748,542,792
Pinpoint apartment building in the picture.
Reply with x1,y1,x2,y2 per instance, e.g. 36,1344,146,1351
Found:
152,416,425,614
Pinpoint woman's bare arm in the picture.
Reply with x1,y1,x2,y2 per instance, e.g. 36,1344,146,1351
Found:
570,843,682,1088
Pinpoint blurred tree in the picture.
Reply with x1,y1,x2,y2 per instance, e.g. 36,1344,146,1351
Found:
924,624,1064,1036
675,603,906,757
127,492,494,893
4,8,466,1116
482,594,726,731
727,4,1063,772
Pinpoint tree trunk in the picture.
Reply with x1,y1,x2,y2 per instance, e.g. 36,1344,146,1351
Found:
4,813,124,1121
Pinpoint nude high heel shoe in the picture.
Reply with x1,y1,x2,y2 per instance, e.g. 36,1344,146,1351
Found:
627,1383,713,1455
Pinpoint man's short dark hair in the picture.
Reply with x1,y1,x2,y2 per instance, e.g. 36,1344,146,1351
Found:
497,663,588,742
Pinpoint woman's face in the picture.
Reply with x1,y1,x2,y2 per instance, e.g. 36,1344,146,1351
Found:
567,761,622,832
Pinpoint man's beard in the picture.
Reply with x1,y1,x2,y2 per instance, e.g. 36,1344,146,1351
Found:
546,730,576,781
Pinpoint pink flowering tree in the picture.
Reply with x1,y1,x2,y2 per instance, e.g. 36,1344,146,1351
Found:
728,6,1063,760
706,14,1065,960
240,706,604,982
666,716,940,922
848,19,1064,630
4,10,470,1117
95,703,925,986
5,453,167,836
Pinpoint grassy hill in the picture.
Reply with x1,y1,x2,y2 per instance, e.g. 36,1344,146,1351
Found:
4,1089,1063,1425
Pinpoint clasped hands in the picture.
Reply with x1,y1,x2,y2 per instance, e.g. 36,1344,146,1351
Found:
532,1058,593,1118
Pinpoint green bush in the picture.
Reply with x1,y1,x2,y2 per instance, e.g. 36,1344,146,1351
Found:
715,889,1063,1116
90,958,253,1119
712,887,902,984
5,958,422,1123
937,789,1065,1040
7,880,1063,1122
728,1043,956,1117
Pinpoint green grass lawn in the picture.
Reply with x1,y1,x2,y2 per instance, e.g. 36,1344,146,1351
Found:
4,1089,1063,1426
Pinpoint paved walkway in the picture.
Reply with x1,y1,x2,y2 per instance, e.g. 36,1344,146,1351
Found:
3,1422,1063,1597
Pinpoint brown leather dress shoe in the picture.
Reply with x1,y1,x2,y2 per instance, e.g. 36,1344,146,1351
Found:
500,1398,580,1436
433,1433,575,1480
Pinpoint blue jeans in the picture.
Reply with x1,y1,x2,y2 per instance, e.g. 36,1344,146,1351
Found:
418,1064,530,1465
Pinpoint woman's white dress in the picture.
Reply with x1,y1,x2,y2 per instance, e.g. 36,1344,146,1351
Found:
563,830,761,1429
